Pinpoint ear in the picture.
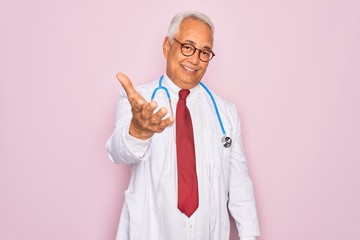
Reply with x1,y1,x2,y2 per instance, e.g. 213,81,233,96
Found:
163,37,171,59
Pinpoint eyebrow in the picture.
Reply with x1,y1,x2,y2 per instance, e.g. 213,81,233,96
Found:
183,39,212,50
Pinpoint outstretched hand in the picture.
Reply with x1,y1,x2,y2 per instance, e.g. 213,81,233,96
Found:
116,72,174,140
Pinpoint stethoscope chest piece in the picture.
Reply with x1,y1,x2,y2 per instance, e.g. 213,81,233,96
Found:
222,136,232,148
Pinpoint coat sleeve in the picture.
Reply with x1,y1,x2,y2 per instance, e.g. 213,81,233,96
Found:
106,90,151,164
227,103,260,238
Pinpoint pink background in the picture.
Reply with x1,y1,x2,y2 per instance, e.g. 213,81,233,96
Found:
1,0,360,239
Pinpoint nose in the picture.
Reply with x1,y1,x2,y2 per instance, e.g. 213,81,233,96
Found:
187,50,201,64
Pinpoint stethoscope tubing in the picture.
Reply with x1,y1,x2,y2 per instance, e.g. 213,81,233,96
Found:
151,75,231,147
198,82,226,136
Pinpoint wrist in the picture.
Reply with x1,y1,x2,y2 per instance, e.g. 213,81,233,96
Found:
129,121,153,140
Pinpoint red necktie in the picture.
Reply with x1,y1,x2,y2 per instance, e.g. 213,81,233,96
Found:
176,89,199,217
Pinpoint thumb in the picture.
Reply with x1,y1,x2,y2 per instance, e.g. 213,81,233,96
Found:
116,72,135,96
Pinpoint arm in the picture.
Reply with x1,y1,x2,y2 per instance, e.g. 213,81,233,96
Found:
227,104,260,238
106,91,152,164
106,73,174,164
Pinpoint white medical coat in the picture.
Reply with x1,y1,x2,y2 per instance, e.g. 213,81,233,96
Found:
106,75,260,240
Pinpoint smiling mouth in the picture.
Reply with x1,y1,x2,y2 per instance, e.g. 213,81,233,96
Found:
182,65,197,72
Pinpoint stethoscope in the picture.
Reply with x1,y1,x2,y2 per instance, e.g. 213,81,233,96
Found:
151,75,232,148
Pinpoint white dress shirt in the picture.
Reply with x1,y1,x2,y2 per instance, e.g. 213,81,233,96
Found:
107,74,260,240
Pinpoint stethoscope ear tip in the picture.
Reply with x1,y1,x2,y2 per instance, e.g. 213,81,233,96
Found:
222,136,232,148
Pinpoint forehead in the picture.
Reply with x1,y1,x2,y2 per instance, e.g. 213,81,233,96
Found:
177,18,213,47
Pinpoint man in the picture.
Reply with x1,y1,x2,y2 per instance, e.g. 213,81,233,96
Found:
106,11,260,240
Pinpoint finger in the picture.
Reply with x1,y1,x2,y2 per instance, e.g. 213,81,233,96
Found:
131,100,145,113
116,72,136,97
116,72,146,111
149,107,168,124
141,101,158,120
157,116,175,130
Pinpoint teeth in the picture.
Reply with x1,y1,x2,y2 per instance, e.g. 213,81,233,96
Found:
184,66,195,72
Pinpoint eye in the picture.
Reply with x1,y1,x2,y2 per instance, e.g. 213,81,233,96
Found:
181,44,195,55
201,50,210,56
183,44,194,51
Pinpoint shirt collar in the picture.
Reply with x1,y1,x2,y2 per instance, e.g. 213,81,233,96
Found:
162,74,201,103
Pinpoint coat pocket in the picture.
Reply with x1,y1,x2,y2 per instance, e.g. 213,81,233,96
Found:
124,189,144,239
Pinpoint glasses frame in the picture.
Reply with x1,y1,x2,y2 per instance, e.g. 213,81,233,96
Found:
173,38,215,62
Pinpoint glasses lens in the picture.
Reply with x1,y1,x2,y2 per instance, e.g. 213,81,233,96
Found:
199,50,213,62
181,44,196,56
175,38,214,62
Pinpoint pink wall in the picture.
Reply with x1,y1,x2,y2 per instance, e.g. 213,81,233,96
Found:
1,1,360,239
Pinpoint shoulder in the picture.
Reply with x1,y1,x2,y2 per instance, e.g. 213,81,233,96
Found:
199,84,237,115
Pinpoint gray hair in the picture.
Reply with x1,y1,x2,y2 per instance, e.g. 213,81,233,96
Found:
167,11,215,42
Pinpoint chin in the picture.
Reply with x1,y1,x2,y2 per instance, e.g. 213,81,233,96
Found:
182,78,201,88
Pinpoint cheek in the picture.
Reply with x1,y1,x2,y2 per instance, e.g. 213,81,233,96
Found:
199,64,209,73
168,54,179,66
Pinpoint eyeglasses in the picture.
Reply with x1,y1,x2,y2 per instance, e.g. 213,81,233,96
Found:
173,38,215,62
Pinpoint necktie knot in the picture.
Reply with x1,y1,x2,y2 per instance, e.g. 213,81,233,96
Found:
179,89,190,100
